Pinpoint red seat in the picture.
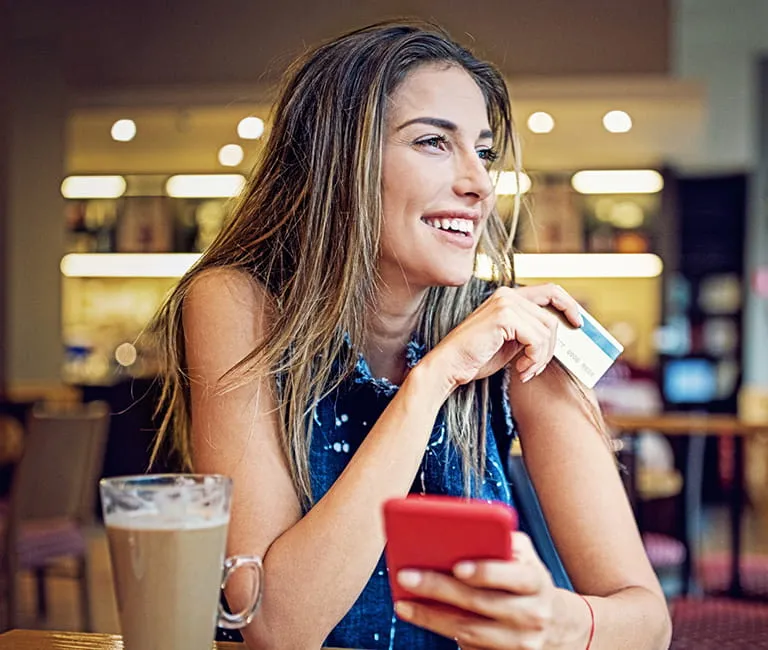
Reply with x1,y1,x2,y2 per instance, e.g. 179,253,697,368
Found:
16,518,87,569
643,531,687,569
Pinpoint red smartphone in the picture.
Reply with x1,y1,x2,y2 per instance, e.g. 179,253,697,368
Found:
383,495,517,603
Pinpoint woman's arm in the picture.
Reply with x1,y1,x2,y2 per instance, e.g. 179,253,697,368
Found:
184,275,565,649
389,366,670,649
508,366,672,649
184,269,451,649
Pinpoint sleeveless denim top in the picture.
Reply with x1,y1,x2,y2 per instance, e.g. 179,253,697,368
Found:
218,339,519,649
314,340,517,650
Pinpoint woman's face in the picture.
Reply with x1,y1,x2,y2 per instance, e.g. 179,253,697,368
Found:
379,64,497,291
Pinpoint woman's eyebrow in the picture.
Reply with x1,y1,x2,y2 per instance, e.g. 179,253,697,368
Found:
396,116,493,140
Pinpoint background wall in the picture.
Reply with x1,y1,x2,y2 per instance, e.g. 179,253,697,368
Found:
673,0,768,388
7,34,67,387
57,0,670,90
673,0,768,172
0,0,9,393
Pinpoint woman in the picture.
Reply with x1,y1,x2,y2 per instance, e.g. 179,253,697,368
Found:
150,20,671,650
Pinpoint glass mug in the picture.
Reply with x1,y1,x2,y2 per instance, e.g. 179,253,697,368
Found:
100,474,263,650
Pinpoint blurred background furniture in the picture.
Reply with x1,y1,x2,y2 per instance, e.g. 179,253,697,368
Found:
629,432,705,598
0,416,24,498
0,401,110,632
608,412,768,600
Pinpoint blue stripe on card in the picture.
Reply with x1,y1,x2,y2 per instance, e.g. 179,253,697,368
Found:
578,312,622,360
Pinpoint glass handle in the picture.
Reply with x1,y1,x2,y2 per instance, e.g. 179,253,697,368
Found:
217,555,264,630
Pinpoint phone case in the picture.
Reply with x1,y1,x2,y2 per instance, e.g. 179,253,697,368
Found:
383,495,517,603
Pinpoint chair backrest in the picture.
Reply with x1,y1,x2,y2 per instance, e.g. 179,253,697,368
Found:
0,416,24,467
11,401,110,524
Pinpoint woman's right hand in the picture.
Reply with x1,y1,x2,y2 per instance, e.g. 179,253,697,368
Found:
424,285,581,392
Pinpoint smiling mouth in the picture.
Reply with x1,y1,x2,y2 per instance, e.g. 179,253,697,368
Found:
421,217,474,236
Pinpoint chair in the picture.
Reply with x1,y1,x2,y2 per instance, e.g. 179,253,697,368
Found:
621,432,707,598
0,401,110,632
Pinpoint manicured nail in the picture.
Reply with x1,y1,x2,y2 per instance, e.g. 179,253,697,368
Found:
454,561,476,578
397,570,422,588
577,314,584,327
520,370,534,383
535,366,545,377
394,601,414,620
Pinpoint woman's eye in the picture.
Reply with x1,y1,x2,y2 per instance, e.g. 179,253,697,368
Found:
477,148,499,165
416,135,448,150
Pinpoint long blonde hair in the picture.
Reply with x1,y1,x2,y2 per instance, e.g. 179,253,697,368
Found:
149,21,525,508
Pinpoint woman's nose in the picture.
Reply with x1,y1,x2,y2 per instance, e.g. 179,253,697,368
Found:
453,152,494,200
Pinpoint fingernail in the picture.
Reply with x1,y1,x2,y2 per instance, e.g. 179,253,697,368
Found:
397,570,422,588
520,370,534,383
577,314,584,327
454,561,475,578
535,366,545,377
394,601,414,620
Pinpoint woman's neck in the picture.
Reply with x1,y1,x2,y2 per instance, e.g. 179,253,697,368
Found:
364,282,426,385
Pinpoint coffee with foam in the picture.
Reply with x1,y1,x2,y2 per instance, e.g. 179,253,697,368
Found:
104,511,229,530
107,521,229,650
100,475,262,650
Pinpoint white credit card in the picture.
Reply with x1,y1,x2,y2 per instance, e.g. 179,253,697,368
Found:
552,306,624,389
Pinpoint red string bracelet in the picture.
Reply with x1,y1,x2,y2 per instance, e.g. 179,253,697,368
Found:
578,594,595,649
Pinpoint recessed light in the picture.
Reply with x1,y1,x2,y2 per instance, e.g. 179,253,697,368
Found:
218,144,244,167
237,116,265,139
491,171,532,195
527,112,555,134
603,110,633,133
111,119,136,142
61,175,127,199
165,174,246,198
571,170,663,194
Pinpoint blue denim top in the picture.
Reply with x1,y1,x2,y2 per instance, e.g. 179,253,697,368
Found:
314,340,516,650
218,339,520,649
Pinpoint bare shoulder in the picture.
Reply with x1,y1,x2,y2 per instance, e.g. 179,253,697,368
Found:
184,266,274,319
182,267,275,381
182,268,303,559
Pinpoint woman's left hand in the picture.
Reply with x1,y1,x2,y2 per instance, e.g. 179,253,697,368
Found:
394,533,560,649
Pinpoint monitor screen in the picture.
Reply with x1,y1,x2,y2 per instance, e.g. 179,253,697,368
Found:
663,358,718,405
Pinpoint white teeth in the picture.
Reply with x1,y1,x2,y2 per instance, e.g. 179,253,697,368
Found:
424,218,473,233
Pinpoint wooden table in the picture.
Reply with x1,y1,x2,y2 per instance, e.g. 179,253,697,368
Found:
606,413,768,438
0,630,235,649
0,630,352,649
606,412,768,599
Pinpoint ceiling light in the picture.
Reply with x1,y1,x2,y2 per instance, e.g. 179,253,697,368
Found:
60,253,200,278
165,174,245,198
237,116,265,139
475,253,663,280
527,112,555,134
571,170,664,194
61,175,126,199
110,119,137,142
603,110,633,133
218,144,244,167
491,171,532,195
